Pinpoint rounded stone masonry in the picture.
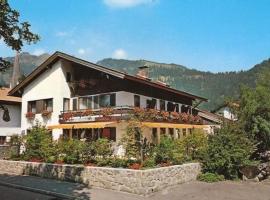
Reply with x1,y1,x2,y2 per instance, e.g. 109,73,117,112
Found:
0,160,201,196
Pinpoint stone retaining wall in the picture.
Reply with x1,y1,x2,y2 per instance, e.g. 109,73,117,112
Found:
0,160,201,195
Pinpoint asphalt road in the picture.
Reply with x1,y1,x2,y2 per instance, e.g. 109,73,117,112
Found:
0,185,65,200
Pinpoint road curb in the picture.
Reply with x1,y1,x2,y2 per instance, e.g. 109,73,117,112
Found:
0,180,75,199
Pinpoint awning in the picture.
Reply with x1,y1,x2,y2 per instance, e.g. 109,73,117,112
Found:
141,122,207,129
47,121,117,129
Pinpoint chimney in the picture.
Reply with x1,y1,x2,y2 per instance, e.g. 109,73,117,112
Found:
10,51,21,88
136,65,149,79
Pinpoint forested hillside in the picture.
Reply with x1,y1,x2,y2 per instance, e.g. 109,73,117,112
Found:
1,52,269,110
97,58,269,110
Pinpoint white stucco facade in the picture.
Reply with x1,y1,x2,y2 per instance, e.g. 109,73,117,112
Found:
21,59,72,140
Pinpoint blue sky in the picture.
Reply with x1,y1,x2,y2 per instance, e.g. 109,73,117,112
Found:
1,0,270,72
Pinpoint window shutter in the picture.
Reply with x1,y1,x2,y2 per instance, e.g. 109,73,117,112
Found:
36,100,43,113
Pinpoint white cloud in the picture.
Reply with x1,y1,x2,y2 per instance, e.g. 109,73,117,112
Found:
32,48,46,56
55,31,68,37
103,0,153,8
112,49,127,59
78,48,86,55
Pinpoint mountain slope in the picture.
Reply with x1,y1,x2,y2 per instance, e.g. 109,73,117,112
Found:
0,52,50,87
1,52,268,110
97,58,265,110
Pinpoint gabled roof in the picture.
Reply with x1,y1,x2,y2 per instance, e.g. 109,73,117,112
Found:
8,51,207,101
0,87,21,104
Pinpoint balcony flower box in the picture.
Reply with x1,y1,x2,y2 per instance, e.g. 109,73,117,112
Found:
41,110,52,118
101,107,114,117
25,112,35,119
81,109,92,117
96,116,113,121
62,112,73,121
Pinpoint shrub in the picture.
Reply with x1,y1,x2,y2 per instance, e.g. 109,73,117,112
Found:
56,139,85,164
23,121,53,161
197,173,225,182
142,157,156,168
109,157,128,168
180,129,208,161
154,135,184,165
120,120,142,160
81,141,96,164
93,138,112,158
202,123,255,179
96,157,111,167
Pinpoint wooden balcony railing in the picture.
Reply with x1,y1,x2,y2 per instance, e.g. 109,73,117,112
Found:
59,106,203,125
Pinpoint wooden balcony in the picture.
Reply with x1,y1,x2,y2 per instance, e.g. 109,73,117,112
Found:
59,106,203,125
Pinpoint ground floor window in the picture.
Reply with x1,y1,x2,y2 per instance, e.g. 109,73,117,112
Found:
160,128,166,135
152,128,158,144
169,128,174,139
0,136,6,145
183,128,187,137
62,127,116,142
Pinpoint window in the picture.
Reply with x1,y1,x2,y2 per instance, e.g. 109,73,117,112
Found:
176,129,181,139
169,128,174,139
36,100,43,113
72,98,78,111
27,101,36,113
152,128,158,144
66,72,71,82
44,99,53,112
183,129,187,137
63,98,70,111
175,104,179,112
79,96,92,110
134,95,140,107
0,136,6,145
99,94,111,108
146,99,157,109
181,105,189,113
28,99,53,114
110,93,116,107
94,96,99,109
167,102,174,111
94,93,116,109
62,129,70,140
159,100,165,110
101,128,116,141
160,128,166,135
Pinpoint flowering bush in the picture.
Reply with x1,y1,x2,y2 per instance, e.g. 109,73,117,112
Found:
25,112,35,119
41,110,52,118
